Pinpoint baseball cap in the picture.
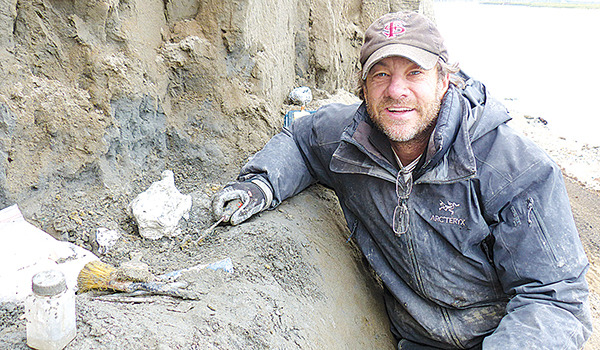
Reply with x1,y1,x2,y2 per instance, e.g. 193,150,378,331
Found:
360,12,449,80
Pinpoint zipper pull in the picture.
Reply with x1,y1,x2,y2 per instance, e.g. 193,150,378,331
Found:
526,198,534,225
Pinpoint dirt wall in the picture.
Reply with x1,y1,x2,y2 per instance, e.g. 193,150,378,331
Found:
0,1,430,348
0,0,429,234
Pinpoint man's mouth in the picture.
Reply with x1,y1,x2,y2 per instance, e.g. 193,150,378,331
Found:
387,106,414,113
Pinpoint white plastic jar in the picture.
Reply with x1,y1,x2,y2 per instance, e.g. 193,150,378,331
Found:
25,270,76,350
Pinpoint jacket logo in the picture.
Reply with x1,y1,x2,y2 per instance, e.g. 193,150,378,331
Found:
439,200,460,215
383,21,405,38
430,200,466,226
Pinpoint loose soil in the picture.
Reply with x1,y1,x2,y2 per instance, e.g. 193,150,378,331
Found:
0,184,396,349
1,175,600,350
1,102,599,350
565,177,600,350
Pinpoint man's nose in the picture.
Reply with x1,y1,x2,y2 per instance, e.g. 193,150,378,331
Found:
387,76,409,100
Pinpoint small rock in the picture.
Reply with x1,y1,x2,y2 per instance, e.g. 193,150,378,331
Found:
128,170,192,240
289,86,313,107
93,227,121,255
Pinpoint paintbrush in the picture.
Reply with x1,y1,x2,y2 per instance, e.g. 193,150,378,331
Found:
77,260,116,292
77,260,199,299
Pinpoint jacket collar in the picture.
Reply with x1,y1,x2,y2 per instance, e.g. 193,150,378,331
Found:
334,84,482,184
331,106,398,182
415,86,477,183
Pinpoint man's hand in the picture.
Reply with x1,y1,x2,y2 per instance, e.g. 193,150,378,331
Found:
211,180,272,225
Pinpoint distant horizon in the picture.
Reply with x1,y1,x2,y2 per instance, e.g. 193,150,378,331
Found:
434,0,599,2
433,0,600,8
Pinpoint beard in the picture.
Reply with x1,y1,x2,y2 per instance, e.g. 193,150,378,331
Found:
366,83,445,143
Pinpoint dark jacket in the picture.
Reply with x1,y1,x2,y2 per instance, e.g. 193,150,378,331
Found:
239,78,592,349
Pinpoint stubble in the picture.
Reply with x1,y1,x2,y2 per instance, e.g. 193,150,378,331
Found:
366,83,445,144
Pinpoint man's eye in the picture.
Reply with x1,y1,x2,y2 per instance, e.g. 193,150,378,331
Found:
409,70,423,76
374,72,388,77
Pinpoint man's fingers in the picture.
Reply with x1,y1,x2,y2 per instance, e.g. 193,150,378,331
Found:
230,203,251,225
211,180,267,225
212,189,248,221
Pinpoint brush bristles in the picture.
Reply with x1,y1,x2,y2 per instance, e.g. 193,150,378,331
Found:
78,260,117,292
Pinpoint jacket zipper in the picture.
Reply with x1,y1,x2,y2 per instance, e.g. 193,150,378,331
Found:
441,308,467,349
405,227,426,294
404,200,466,347
527,197,562,267
404,182,466,349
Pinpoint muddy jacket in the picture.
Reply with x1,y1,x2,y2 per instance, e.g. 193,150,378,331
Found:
239,78,592,349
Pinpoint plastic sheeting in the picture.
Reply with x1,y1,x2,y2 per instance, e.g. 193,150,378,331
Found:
0,205,98,303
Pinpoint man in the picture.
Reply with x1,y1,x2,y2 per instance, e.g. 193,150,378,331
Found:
211,11,592,349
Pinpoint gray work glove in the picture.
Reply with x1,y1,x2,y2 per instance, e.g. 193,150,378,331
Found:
211,179,273,225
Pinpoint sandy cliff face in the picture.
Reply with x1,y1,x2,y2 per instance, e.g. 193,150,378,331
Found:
0,1,454,349
0,0,425,233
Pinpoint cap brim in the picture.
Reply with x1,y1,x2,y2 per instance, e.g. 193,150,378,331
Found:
361,44,439,80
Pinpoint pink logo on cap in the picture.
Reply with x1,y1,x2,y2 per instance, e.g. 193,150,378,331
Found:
383,21,405,38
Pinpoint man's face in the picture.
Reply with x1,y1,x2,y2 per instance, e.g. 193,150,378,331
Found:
363,56,449,143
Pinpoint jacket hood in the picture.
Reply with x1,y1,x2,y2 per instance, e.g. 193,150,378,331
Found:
417,73,512,181
458,71,512,142
338,72,511,183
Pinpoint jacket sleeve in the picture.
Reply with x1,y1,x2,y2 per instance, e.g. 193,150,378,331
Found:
481,160,592,349
238,103,354,208
238,126,317,208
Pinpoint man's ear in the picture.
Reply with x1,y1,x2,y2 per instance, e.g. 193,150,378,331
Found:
440,73,450,94
361,80,368,100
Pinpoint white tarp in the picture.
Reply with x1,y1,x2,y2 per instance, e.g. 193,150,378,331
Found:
0,205,98,303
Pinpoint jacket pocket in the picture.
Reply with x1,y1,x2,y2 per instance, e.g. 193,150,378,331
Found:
526,197,565,268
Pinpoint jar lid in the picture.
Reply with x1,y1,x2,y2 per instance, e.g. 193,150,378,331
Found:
32,270,67,296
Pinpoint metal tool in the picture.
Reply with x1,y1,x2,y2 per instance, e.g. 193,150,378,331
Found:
196,200,242,243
